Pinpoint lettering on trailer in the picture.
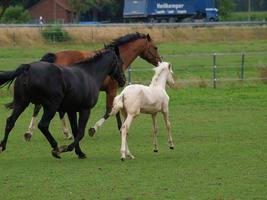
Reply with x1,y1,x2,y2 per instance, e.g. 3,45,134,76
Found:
156,3,187,14
157,3,184,9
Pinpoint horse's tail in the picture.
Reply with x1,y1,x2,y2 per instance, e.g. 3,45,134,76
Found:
110,93,124,116
0,64,30,88
40,53,56,63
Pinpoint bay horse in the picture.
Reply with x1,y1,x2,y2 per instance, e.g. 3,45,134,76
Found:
110,62,174,160
0,47,126,159
20,32,161,141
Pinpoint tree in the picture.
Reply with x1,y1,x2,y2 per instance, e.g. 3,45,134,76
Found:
218,0,236,20
0,5,31,23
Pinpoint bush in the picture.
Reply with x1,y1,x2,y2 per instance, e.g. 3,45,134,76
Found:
41,26,72,42
0,6,31,24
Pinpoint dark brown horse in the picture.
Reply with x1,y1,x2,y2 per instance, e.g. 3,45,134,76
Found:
22,32,162,140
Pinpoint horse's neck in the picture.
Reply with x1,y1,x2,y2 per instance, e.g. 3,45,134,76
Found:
149,73,167,90
119,39,146,70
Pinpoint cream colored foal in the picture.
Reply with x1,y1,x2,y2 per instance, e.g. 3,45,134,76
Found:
111,62,175,160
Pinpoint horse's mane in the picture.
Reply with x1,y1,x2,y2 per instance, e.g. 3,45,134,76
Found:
106,32,147,48
73,50,107,66
150,63,168,86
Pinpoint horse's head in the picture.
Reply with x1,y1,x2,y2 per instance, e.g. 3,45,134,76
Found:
109,46,126,87
158,62,175,86
140,34,162,66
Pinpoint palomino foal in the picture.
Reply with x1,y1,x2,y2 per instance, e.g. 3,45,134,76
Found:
111,62,175,160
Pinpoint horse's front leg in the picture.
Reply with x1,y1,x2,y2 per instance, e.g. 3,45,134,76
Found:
37,107,60,158
65,112,86,159
24,104,42,141
60,110,90,159
89,90,117,136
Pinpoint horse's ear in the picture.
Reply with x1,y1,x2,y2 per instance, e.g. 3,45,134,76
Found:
114,46,120,56
146,34,151,41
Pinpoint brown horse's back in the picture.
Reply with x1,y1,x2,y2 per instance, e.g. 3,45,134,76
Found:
54,51,96,66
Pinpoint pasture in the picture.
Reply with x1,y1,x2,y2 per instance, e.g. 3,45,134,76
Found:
0,41,267,199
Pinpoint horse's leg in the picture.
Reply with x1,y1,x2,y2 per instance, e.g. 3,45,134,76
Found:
151,113,159,152
66,112,86,159
88,90,119,137
0,103,28,152
125,140,135,159
60,109,90,159
24,104,42,141
59,112,72,140
162,110,174,150
120,114,134,161
38,107,60,158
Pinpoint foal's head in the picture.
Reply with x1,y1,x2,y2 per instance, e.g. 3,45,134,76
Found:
109,46,126,87
157,62,175,86
139,34,162,66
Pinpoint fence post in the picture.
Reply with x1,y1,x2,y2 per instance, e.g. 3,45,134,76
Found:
213,53,217,89
12,31,16,47
240,53,245,80
128,65,132,85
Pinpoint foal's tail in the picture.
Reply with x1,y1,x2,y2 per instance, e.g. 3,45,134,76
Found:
0,64,30,88
110,93,124,116
40,53,56,63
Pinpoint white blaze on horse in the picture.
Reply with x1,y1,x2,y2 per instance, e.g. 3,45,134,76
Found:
111,62,175,160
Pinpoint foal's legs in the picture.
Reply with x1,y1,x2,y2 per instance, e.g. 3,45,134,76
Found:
151,113,159,152
66,112,86,159
0,103,29,152
60,109,90,159
59,112,72,139
162,110,174,149
120,114,134,160
24,104,41,141
38,107,60,158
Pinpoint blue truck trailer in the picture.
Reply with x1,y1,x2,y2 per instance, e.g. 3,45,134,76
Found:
123,0,218,22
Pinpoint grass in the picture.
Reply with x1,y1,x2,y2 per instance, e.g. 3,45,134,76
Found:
0,86,267,199
0,41,267,199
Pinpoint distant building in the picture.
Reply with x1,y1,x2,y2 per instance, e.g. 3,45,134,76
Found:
28,0,72,23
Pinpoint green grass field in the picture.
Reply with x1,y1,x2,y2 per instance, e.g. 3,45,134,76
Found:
0,41,267,199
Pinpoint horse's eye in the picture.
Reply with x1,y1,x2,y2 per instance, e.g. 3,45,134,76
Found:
154,47,158,50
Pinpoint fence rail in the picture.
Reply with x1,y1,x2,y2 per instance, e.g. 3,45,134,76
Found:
1,51,267,88
0,21,267,28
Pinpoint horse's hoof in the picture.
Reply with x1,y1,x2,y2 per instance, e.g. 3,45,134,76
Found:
59,145,68,153
170,146,174,150
127,155,135,159
51,149,61,159
78,153,87,159
154,149,159,153
121,157,126,161
88,128,96,137
0,146,4,153
64,133,73,140
24,133,32,142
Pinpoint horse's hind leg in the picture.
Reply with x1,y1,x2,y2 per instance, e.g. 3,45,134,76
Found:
162,110,174,150
0,103,29,152
24,104,42,141
120,114,134,161
59,112,72,140
38,107,60,158
151,113,159,152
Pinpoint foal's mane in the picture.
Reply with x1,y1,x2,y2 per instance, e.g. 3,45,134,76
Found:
106,32,147,48
150,63,167,86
